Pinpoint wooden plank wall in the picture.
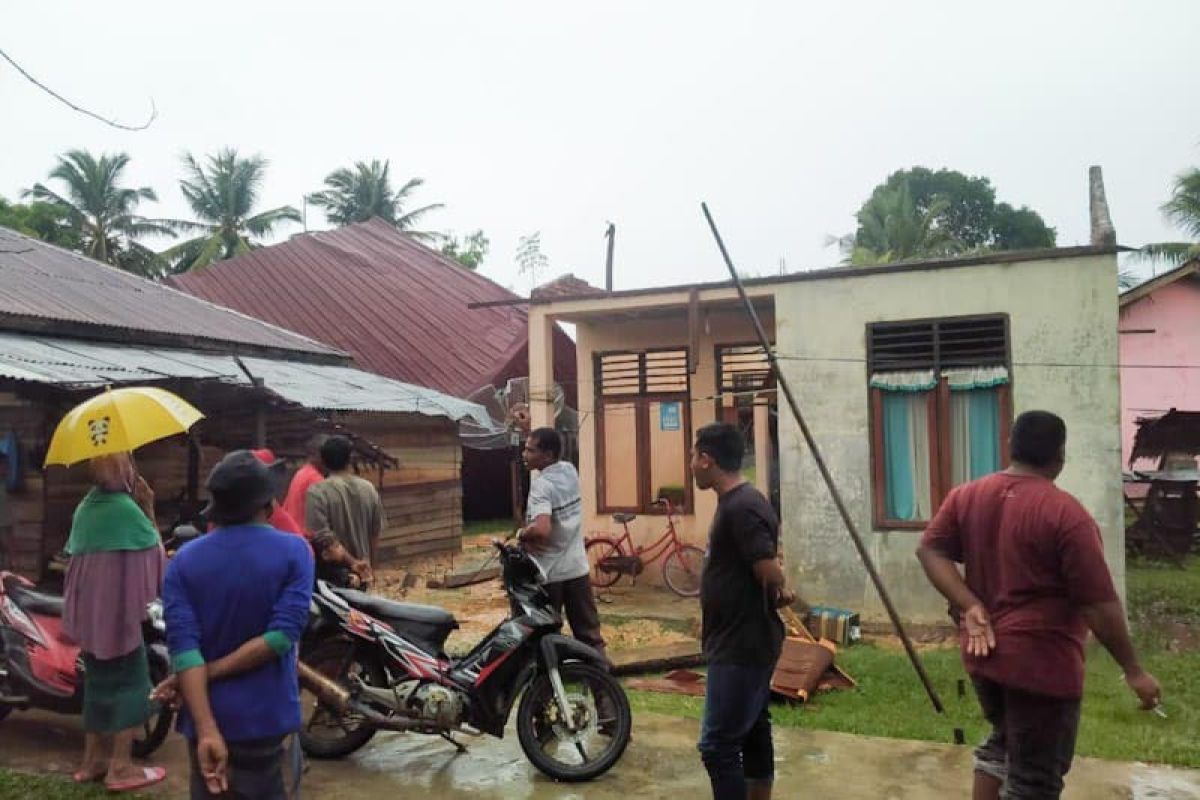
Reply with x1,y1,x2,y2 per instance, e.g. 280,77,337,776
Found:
336,413,464,564
0,392,49,574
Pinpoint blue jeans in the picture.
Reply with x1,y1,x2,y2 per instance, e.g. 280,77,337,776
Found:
697,663,775,800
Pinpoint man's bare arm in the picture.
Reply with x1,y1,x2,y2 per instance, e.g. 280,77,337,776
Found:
1079,600,1161,708
916,544,995,657
752,558,794,607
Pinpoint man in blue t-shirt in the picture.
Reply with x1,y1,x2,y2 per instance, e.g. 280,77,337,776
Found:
163,450,314,798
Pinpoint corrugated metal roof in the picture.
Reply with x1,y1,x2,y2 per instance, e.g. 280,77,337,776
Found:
0,332,489,425
167,219,576,398
0,227,343,358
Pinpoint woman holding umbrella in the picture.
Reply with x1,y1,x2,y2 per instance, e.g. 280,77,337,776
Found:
62,452,167,791
45,386,205,792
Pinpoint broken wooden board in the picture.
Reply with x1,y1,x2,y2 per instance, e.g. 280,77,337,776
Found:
429,564,501,589
627,668,707,698
611,641,704,676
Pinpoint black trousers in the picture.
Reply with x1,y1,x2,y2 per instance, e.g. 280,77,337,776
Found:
544,575,607,661
972,677,1082,800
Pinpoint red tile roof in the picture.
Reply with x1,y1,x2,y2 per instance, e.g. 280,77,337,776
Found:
0,226,342,359
167,219,575,399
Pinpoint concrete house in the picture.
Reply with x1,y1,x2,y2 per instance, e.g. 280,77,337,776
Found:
1119,258,1200,467
519,189,1123,623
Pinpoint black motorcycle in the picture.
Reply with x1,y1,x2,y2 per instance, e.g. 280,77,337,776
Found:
298,541,632,782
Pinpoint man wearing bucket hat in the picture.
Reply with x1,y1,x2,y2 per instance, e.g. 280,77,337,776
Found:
163,450,314,799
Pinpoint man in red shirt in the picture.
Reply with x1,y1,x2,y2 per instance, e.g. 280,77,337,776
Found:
917,410,1161,800
282,435,326,535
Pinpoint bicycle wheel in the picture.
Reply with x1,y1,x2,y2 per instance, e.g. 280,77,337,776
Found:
586,537,623,589
662,544,706,598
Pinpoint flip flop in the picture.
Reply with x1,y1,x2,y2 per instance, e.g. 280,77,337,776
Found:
104,766,167,793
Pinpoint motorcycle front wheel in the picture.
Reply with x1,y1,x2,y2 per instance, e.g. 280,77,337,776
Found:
298,639,383,759
516,662,631,782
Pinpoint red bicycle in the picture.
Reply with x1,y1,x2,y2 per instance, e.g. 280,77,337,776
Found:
586,499,706,598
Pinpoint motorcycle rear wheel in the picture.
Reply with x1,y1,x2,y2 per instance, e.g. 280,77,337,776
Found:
132,653,174,759
516,661,631,782
298,639,383,759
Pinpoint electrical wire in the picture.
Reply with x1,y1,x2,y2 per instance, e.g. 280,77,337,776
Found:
0,46,156,131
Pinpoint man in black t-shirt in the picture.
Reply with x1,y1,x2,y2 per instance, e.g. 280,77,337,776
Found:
693,423,793,800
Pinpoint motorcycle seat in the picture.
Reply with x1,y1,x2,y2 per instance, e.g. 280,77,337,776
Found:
333,588,456,628
4,578,64,617
612,513,636,524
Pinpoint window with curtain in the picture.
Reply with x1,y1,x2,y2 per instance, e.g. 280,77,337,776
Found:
595,349,692,513
868,317,1011,528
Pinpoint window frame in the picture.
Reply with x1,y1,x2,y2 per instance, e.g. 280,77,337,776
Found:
594,349,693,515
867,314,1013,530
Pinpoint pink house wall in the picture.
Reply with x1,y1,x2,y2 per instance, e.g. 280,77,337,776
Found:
1120,278,1200,466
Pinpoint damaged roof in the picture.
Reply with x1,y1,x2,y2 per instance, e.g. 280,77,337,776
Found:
0,226,344,361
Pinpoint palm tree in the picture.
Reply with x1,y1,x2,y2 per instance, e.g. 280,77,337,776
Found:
1137,167,1200,266
165,149,300,272
307,160,443,241
24,150,175,275
835,184,963,265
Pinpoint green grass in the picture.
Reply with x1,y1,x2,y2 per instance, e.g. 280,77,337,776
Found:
629,557,1200,767
0,770,109,799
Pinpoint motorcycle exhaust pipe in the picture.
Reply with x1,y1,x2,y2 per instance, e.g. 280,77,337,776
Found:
297,660,353,714
296,660,421,733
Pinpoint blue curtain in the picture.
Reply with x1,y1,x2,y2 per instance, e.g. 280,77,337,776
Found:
882,392,915,520
966,389,1000,480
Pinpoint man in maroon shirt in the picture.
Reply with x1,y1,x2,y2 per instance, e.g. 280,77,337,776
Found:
917,410,1161,799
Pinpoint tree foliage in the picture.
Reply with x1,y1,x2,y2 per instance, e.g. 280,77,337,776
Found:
0,196,81,250
515,231,549,291
843,167,1057,265
307,160,443,241
24,150,174,275
440,229,489,270
1137,166,1200,267
164,148,300,272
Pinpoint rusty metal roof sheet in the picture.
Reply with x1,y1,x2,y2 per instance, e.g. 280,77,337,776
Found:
0,332,489,425
167,218,574,398
0,227,343,359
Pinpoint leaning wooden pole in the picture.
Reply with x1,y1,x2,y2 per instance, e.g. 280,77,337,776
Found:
701,202,945,714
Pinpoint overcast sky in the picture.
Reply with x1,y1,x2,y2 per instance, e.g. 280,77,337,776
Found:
4,1,1197,293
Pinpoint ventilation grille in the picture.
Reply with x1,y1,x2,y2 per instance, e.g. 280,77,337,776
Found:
597,350,689,396
868,316,1007,372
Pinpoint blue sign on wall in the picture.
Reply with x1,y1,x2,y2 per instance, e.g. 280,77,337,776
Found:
659,401,681,431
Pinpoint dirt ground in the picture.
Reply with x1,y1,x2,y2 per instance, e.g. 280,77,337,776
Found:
372,545,699,656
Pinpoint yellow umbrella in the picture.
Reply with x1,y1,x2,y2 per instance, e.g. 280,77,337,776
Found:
44,386,204,467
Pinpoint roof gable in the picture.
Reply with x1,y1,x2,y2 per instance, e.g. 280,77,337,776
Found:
1120,259,1200,308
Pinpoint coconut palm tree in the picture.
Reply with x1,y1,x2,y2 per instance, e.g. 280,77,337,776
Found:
834,184,963,265
24,150,175,275
307,160,443,241
165,149,300,272
1137,167,1200,267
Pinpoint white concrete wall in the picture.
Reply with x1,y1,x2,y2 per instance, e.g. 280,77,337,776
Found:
774,254,1122,623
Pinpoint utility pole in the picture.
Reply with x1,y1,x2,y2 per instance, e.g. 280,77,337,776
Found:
604,222,616,291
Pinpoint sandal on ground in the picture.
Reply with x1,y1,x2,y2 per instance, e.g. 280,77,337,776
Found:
104,766,167,793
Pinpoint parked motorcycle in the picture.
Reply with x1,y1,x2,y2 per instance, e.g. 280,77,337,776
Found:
0,572,174,757
298,540,632,783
